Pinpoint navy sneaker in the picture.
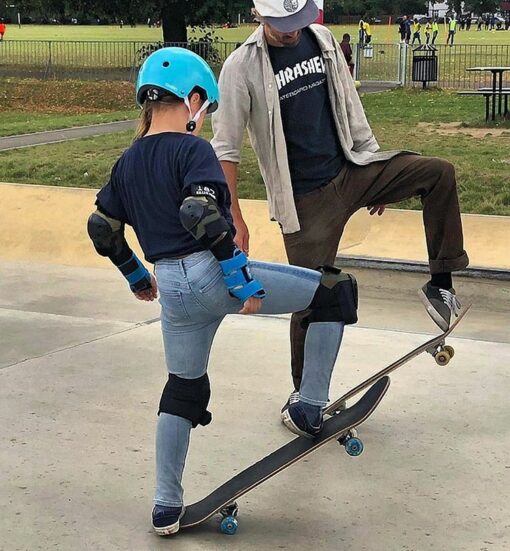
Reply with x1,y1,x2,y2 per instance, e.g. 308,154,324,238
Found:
152,505,185,536
419,282,461,331
281,401,323,438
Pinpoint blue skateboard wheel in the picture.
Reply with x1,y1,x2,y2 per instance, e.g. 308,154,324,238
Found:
220,516,238,535
345,437,364,456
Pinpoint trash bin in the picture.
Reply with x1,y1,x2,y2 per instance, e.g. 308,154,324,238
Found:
412,45,438,88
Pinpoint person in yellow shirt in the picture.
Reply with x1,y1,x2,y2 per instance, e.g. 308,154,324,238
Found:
432,18,439,44
446,16,457,46
425,20,432,44
411,18,422,45
363,20,372,44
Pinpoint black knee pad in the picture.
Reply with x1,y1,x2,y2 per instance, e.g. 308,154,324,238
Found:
158,373,212,428
303,266,358,328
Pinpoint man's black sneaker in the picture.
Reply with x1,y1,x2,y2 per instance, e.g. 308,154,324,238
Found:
418,282,461,331
281,401,323,438
152,505,185,536
280,390,300,419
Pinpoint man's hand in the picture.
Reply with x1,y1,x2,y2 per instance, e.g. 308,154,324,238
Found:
233,216,250,255
367,205,386,216
134,274,158,302
238,297,263,315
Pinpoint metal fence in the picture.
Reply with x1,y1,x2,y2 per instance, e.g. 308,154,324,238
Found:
0,40,239,81
1,39,509,89
355,43,510,88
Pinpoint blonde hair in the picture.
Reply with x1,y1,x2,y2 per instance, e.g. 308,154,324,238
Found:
134,87,207,140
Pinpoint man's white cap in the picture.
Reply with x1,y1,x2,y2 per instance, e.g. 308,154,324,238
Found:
253,0,319,33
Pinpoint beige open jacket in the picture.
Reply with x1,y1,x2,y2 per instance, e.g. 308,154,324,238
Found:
211,24,404,234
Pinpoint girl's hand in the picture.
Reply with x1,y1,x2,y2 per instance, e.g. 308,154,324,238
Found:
239,297,262,315
134,274,158,302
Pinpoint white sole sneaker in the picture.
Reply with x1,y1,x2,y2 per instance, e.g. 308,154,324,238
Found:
152,507,185,536
418,288,450,332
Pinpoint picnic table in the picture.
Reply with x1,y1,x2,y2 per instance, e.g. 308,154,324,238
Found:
464,66,510,121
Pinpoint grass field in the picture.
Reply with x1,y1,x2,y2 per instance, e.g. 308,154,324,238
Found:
2,23,510,45
0,80,508,215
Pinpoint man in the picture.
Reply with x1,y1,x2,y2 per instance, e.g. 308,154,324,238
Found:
211,0,468,418
425,19,432,45
446,16,457,46
432,18,439,44
411,18,422,45
398,16,408,43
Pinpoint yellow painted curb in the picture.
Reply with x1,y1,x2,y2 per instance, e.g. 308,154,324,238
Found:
1,182,508,271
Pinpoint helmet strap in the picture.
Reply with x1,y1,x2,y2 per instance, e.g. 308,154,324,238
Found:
184,96,211,134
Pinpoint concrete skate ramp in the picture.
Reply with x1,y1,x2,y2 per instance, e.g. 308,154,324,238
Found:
1,182,509,270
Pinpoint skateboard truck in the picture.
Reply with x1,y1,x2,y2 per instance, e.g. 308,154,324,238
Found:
426,340,455,366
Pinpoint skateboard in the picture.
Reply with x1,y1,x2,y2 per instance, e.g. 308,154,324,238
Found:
180,376,390,534
324,304,471,416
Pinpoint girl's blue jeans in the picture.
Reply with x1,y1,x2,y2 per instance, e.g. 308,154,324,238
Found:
154,251,344,507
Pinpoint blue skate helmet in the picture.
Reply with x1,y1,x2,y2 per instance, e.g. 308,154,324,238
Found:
136,47,220,131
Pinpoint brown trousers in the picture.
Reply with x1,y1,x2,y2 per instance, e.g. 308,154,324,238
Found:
283,154,469,390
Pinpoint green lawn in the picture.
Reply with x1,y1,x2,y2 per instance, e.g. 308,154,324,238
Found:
3,23,510,45
0,78,138,136
1,88,508,215
0,111,136,137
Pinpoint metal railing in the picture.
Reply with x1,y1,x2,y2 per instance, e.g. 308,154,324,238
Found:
0,40,239,81
1,39,509,89
355,42,510,88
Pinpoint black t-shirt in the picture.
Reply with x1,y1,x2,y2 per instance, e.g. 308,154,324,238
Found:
267,28,344,195
96,132,233,263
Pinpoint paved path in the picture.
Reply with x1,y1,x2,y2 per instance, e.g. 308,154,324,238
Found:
0,120,137,152
0,83,399,152
1,260,509,550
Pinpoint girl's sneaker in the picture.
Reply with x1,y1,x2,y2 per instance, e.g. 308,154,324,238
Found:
281,401,323,438
152,505,185,536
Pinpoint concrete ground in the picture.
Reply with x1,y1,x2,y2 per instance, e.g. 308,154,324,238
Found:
1,260,509,551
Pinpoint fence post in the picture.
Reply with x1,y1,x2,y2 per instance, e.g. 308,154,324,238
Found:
398,43,408,87
43,40,53,79
354,42,361,80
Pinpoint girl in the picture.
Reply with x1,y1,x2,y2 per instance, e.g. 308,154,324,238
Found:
87,47,357,536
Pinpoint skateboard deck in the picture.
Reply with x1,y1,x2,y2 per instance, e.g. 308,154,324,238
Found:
180,375,390,532
324,304,471,416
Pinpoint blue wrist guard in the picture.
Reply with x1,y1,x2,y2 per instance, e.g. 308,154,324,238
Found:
219,250,265,302
118,253,152,293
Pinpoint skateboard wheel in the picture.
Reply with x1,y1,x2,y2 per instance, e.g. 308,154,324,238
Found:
344,436,364,456
444,345,455,358
220,516,238,535
435,350,451,366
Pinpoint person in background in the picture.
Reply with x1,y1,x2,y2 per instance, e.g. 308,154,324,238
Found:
398,16,408,43
466,15,472,31
477,16,483,31
446,16,457,46
340,33,355,76
432,18,439,44
411,18,422,45
425,19,432,45
405,15,412,43
363,19,372,44
358,19,366,44
0,20,6,41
